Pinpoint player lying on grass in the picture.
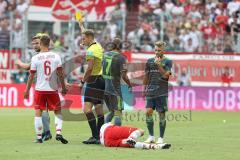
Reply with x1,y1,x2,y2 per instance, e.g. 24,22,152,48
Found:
16,33,52,141
100,123,171,149
24,35,68,144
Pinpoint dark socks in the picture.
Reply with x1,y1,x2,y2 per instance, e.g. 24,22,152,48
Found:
86,112,97,139
146,115,154,136
159,117,166,138
97,114,104,139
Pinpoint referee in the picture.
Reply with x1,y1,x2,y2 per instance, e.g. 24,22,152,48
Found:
78,20,105,144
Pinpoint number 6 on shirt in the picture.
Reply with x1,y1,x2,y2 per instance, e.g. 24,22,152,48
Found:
44,61,51,76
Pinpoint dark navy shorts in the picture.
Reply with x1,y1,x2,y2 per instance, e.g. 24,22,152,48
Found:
146,96,168,112
84,76,105,105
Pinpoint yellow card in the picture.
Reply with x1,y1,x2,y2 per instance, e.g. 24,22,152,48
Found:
75,11,82,21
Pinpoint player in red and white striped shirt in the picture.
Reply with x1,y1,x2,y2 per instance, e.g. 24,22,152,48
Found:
24,35,68,144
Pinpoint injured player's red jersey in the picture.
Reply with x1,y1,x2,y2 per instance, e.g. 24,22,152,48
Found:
100,123,138,147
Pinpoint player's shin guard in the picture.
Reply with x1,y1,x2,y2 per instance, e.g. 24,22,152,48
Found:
97,114,104,139
34,117,43,139
86,112,98,138
146,115,154,136
159,116,166,138
42,111,50,133
55,114,63,135
105,111,114,123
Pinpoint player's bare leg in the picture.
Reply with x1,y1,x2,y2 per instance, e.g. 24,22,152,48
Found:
34,109,43,143
125,129,144,146
145,108,155,143
83,102,99,144
54,109,68,144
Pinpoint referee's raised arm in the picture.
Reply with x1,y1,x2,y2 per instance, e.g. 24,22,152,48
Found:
78,19,85,34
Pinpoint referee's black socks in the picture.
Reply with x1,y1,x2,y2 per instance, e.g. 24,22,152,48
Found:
86,112,98,139
97,114,104,139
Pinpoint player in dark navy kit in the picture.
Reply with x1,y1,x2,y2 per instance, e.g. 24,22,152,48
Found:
143,41,172,144
102,38,132,126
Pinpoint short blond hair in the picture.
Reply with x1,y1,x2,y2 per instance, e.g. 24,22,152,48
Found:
83,29,94,38
155,41,166,48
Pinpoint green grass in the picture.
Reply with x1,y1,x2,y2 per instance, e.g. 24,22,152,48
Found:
0,109,240,160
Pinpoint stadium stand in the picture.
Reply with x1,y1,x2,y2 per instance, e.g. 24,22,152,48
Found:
127,0,240,53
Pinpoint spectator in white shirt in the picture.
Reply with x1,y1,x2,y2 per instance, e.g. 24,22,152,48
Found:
16,0,29,16
177,68,191,86
148,0,160,8
179,28,192,49
12,19,24,49
206,0,217,11
189,26,200,51
184,38,197,52
0,0,7,18
227,0,240,16
165,0,174,12
127,28,140,49
188,5,202,19
171,1,184,17
107,20,118,40
141,40,153,52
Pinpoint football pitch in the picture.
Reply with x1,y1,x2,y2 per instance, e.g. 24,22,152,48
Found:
0,109,239,160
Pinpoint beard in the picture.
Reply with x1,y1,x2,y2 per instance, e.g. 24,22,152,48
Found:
34,48,41,52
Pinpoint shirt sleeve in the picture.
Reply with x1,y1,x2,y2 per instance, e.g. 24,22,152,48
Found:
86,48,95,61
30,57,37,73
56,55,62,68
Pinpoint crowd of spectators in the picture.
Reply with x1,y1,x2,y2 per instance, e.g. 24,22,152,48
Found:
0,0,29,50
1,0,239,84
127,0,240,53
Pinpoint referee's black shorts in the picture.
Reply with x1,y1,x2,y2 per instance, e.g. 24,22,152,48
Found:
84,75,105,105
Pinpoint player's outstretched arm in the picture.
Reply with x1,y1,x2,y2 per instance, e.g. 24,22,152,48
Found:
78,20,85,34
57,68,67,95
24,73,35,99
16,59,30,70
122,71,132,88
